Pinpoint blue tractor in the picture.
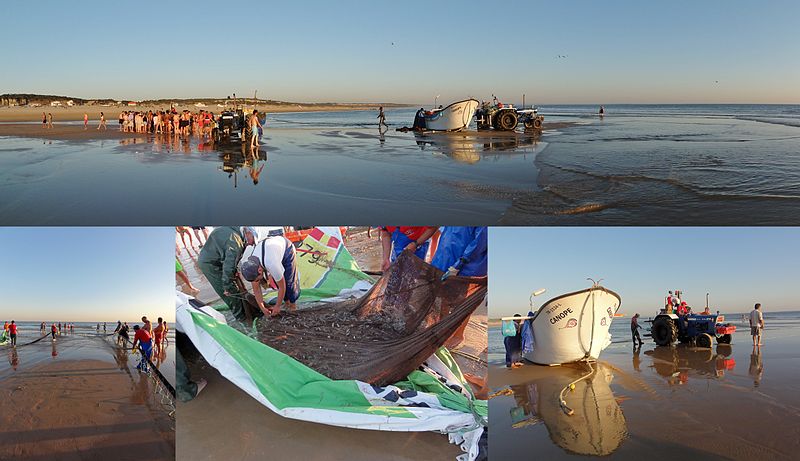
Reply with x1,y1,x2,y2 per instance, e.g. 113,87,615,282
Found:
651,312,736,348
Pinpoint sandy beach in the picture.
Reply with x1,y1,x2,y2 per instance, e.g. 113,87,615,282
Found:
0,103,406,123
176,227,487,460
0,333,175,461
488,316,800,460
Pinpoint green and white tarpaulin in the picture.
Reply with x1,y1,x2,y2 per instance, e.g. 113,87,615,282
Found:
0,330,8,346
177,292,486,461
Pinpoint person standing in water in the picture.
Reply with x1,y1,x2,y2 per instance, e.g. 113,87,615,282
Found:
377,106,387,128
42,112,47,129
8,321,18,347
631,313,644,346
47,113,53,129
599,105,605,116
83,113,89,130
50,323,57,340
750,303,764,347
249,110,261,150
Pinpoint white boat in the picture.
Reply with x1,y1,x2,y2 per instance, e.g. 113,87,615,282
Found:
524,285,621,365
420,99,479,131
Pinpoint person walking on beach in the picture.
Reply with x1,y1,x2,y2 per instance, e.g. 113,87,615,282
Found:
377,106,387,128
83,113,89,130
750,303,764,346
97,112,107,130
47,113,53,129
631,313,644,346
42,112,47,129
8,321,17,347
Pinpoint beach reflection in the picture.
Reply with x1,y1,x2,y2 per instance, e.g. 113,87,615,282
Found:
219,144,268,188
506,363,627,456
749,347,764,387
8,349,19,370
644,345,736,385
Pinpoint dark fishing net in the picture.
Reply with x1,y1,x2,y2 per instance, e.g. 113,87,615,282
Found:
255,251,487,385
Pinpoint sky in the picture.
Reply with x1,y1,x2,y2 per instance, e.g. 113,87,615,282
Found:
489,227,800,318
0,228,174,322
2,0,798,104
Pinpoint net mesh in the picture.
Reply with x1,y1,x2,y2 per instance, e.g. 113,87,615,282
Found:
255,251,487,385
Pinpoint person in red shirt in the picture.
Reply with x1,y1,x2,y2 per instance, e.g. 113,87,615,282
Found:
131,325,153,373
380,226,438,271
8,321,18,347
50,324,57,340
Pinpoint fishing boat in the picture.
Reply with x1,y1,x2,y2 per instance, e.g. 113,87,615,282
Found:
524,284,622,365
418,99,480,132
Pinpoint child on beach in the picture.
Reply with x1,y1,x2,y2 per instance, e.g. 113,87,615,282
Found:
83,113,88,130
131,324,152,373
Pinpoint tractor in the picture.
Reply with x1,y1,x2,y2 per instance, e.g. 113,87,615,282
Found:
475,101,544,131
650,312,736,348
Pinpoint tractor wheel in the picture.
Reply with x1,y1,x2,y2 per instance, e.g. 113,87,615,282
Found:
651,317,677,346
717,334,732,344
696,333,713,348
497,110,518,131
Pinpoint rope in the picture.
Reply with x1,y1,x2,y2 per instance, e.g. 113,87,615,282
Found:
558,362,596,416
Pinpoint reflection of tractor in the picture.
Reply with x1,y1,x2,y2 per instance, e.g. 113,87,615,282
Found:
645,345,736,384
475,101,544,131
650,313,736,348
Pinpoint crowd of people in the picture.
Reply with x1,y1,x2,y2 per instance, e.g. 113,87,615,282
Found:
116,108,217,137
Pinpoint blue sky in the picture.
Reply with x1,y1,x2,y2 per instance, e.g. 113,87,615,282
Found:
489,227,800,318
0,228,174,322
2,0,798,103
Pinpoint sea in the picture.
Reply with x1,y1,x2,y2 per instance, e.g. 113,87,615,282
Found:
2,104,799,225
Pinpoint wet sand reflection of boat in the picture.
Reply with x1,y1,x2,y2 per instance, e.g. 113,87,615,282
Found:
524,284,622,365
507,363,627,456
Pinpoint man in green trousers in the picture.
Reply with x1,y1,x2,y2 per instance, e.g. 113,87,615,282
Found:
197,227,247,321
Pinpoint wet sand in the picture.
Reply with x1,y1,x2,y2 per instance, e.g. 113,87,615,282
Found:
177,227,486,459
488,325,800,460
0,122,151,141
178,356,462,461
0,347,175,460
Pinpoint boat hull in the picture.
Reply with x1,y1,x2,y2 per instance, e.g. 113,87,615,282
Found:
524,286,621,365
423,99,479,131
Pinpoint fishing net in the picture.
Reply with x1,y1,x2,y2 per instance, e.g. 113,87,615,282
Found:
256,251,487,386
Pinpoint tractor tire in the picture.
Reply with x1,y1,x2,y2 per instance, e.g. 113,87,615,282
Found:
533,118,543,129
717,334,732,344
497,110,518,131
696,333,713,348
651,317,677,346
